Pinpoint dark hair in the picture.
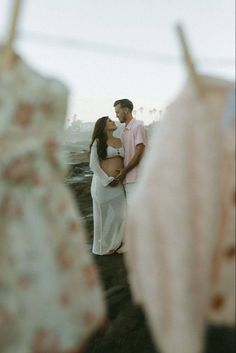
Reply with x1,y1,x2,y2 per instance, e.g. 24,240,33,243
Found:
113,99,133,112
89,116,108,160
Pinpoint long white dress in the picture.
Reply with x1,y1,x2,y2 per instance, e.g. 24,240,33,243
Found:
90,142,126,255
125,76,235,353
0,54,105,353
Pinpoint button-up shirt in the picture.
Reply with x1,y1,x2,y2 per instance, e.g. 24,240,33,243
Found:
121,118,147,184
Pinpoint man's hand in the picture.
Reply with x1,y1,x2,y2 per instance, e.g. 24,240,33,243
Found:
109,179,120,187
116,168,127,183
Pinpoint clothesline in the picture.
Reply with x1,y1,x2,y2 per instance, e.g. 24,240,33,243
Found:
14,31,235,67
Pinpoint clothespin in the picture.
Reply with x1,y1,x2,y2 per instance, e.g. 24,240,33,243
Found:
176,24,205,97
2,0,23,70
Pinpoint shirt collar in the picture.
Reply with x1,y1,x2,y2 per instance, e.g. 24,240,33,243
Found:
125,118,136,130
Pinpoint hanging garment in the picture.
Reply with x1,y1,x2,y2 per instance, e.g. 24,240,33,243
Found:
90,142,126,255
125,76,235,353
0,54,105,353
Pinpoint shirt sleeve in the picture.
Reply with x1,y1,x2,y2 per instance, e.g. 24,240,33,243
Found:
134,124,147,146
89,142,114,187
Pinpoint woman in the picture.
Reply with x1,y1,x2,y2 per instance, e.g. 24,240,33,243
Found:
89,116,126,255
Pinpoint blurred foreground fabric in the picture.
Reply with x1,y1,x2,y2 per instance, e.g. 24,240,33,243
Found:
125,76,235,353
0,53,105,353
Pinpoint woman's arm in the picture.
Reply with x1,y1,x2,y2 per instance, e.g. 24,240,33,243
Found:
89,142,114,187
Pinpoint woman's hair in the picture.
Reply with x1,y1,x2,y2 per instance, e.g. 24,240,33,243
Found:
89,116,108,160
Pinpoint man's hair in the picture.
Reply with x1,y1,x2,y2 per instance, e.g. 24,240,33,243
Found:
113,99,133,112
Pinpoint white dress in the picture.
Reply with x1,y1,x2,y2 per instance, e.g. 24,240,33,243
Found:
90,142,126,255
125,76,235,353
0,54,105,353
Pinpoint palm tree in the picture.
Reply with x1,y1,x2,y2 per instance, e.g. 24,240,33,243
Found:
139,107,144,114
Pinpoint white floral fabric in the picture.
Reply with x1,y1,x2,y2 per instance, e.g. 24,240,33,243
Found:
0,55,105,353
125,76,235,353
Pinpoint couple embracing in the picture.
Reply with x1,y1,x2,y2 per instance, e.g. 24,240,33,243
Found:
89,99,147,255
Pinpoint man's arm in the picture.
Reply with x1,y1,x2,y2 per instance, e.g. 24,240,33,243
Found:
117,143,145,182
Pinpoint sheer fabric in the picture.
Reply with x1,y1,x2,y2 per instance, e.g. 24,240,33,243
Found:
90,142,126,255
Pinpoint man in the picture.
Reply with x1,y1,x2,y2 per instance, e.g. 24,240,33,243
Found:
113,98,147,202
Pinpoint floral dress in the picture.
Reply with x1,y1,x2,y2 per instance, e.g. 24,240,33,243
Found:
0,55,105,353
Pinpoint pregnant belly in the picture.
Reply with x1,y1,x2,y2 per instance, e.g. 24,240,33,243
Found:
100,157,124,178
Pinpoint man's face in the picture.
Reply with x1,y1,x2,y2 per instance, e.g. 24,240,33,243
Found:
114,104,128,123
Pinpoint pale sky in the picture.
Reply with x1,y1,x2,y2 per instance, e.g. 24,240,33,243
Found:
0,0,235,124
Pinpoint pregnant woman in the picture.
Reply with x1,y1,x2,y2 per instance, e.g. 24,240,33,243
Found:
89,116,126,255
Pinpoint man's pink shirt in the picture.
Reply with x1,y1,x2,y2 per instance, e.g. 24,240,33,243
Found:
121,118,147,184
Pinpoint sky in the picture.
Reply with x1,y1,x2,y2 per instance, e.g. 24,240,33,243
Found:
0,0,235,124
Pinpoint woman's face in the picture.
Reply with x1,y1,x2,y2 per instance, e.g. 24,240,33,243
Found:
105,118,117,132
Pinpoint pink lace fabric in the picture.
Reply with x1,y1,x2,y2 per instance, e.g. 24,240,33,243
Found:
0,55,105,353
125,76,235,353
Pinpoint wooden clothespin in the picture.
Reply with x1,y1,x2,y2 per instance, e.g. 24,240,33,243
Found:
176,24,205,97
2,0,23,70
